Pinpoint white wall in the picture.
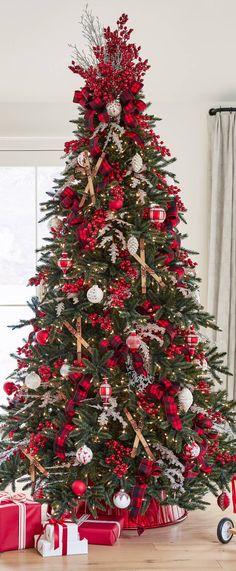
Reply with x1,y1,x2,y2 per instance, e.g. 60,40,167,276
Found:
1,0,236,306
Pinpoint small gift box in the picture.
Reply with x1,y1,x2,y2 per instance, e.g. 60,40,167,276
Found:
78,515,124,546
0,492,42,552
35,518,88,557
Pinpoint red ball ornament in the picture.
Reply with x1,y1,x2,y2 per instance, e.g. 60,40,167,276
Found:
35,329,49,345
217,491,230,511
109,198,124,211
57,251,73,275
71,480,87,496
149,204,166,223
3,381,17,395
186,333,199,348
126,331,141,350
99,377,112,407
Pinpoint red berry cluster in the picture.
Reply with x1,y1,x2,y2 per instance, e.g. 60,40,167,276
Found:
64,138,88,154
108,278,131,308
110,184,124,199
105,440,131,478
28,271,47,287
70,14,150,100
17,342,33,359
196,380,211,394
62,278,85,293
137,392,161,417
38,365,51,382
88,313,113,332
119,251,139,279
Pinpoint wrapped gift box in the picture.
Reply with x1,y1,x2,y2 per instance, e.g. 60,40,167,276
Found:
78,515,124,546
0,492,42,552
35,519,88,557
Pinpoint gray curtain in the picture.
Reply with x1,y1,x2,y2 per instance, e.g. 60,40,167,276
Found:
208,111,236,399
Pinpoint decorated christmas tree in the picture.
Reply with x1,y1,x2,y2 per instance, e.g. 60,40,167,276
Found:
0,10,235,522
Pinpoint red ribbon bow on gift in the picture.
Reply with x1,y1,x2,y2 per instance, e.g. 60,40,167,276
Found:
149,379,182,431
37,516,70,552
130,458,162,529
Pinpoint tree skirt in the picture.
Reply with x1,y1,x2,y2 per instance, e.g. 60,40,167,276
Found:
105,498,187,529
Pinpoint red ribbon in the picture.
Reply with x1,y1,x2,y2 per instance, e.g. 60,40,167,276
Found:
149,379,182,431
130,458,162,524
37,517,69,551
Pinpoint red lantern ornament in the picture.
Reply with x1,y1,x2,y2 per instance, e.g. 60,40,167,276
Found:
3,381,17,395
126,331,141,350
109,198,124,211
149,204,166,223
35,329,49,345
57,251,73,275
71,479,87,496
99,377,112,407
217,491,230,511
186,333,199,348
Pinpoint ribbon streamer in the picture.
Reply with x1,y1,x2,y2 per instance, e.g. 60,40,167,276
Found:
124,408,155,460
130,458,162,523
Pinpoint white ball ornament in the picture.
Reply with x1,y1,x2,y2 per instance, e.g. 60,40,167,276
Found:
178,387,193,412
127,236,139,255
184,442,201,459
106,99,122,118
25,372,41,390
76,445,93,465
131,153,143,173
87,284,104,304
113,489,131,509
48,217,63,231
77,151,89,168
60,362,71,378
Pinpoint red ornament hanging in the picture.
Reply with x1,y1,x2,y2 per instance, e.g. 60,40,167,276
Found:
126,331,141,350
57,251,73,275
186,333,199,348
3,381,17,395
217,491,230,511
35,329,49,345
149,204,166,223
99,377,112,407
71,479,87,496
109,198,124,211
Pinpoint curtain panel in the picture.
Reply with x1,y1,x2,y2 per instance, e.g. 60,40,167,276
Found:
208,111,236,399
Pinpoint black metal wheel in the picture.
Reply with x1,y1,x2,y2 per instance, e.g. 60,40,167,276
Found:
217,518,234,544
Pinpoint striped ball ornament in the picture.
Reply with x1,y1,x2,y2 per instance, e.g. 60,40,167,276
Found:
149,204,166,223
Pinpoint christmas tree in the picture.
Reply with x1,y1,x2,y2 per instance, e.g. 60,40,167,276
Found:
0,10,235,520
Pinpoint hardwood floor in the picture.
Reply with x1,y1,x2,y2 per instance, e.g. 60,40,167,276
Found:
1,494,235,570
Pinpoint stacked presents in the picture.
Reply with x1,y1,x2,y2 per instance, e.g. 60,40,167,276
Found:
0,492,124,556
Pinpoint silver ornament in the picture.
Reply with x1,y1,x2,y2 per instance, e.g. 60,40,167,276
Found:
87,284,104,304
47,217,63,231
76,445,93,465
60,362,70,378
127,236,139,255
25,372,41,390
113,489,131,509
106,99,122,118
178,387,193,412
131,153,143,173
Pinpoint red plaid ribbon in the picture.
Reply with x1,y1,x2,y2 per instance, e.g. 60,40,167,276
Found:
54,374,91,460
149,379,182,431
164,197,180,230
130,458,162,522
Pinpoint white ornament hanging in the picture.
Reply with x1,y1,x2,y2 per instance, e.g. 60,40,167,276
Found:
76,445,93,465
106,99,122,118
47,217,63,232
178,387,193,412
131,153,143,173
127,236,139,255
113,489,131,509
77,151,89,168
25,372,41,390
60,362,71,378
184,442,201,459
87,285,104,304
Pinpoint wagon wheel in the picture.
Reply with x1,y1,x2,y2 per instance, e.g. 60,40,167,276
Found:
217,518,234,544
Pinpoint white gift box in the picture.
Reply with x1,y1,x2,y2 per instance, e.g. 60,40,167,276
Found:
34,520,88,557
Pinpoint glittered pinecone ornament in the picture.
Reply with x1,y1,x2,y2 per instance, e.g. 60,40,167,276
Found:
127,235,139,255
217,491,230,511
178,387,193,412
131,153,143,173
106,99,122,118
